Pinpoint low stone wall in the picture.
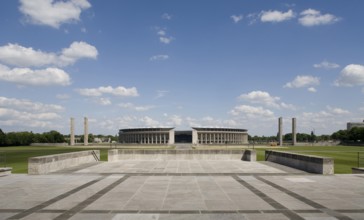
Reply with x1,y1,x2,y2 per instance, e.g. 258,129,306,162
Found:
0,167,12,176
108,149,256,162
265,150,334,175
352,167,364,174
28,150,100,175
30,143,68,147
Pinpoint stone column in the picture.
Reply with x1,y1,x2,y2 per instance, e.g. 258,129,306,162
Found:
70,117,75,146
84,117,88,146
278,117,283,147
292,118,297,146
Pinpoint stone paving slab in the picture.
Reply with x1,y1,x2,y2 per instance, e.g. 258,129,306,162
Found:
1,161,364,220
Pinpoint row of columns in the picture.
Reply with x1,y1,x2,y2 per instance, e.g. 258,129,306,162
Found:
120,133,169,144
70,117,88,146
278,117,297,146
198,132,246,144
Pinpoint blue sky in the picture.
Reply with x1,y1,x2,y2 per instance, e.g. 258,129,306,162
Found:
0,0,364,136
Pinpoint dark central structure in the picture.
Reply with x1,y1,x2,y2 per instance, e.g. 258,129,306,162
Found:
119,127,248,145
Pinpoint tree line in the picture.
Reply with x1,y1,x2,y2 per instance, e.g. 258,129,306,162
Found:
248,127,364,143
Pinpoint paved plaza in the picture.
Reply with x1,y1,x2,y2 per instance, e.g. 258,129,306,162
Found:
1,161,364,220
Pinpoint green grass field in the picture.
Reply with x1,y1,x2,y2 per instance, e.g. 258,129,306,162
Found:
0,145,363,174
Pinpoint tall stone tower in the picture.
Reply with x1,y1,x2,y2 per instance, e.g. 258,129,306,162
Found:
278,117,283,146
292,118,297,146
70,117,75,146
84,117,88,146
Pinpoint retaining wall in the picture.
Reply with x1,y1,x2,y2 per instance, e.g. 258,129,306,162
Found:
352,167,364,174
265,150,334,175
108,149,256,162
28,150,100,175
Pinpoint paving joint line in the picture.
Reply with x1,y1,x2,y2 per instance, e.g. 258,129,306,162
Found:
254,176,354,220
53,175,130,220
6,175,107,220
232,175,305,220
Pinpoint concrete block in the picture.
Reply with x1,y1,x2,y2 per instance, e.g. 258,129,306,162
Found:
0,167,12,176
28,150,100,175
352,167,364,174
265,150,334,175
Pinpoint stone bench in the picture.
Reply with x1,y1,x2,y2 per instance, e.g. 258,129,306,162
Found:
265,150,334,175
0,167,12,176
108,149,256,162
28,150,100,175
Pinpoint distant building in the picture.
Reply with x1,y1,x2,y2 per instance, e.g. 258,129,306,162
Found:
347,120,364,130
118,127,248,145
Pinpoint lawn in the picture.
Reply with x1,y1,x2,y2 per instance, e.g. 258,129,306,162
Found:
0,146,109,173
253,145,364,174
0,145,363,174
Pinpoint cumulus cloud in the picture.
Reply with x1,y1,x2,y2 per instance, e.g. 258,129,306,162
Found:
231,15,243,23
0,41,98,67
56,94,70,100
0,96,64,112
313,60,340,69
155,90,169,99
159,36,174,44
19,0,91,28
97,97,112,106
0,97,64,129
299,9,340,27
260,9,295,23
230,105,274,118
326,106,350,115
239,90,295,110
162,13,172,20
77,86,139,97
307,87,317,93
0,64,71,86
284,75,320,88
334,64,364,87
119,103,154,111
150,55,169,61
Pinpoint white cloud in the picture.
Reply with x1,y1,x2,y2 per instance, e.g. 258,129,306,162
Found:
0,41,98,67
284,75,320,88
97,97,112,106
231,15,243,23
77,86,139,97
155,90,169,99
19,0,91,28
58,41,98,66
260,9,295,23
0,64,71,86
230,105,274,118
326,106,350,115
118,103,154,112
162,13,172,20
0,96,64,112
238,90,295,110
168,115,182,126
150,55,169,61
157,30,166,36
140,116,160,127
0,97,63,129
334,64,364,87
160,36,174,44
313,60,340,69
307,87,317,93
299,9,340,27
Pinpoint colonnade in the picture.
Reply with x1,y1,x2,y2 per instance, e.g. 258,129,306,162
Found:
120,133,169,144
197,132,247,144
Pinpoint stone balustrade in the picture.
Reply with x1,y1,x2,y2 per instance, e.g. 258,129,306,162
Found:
28,150,100,175
108,149,256,162
265,150,334,175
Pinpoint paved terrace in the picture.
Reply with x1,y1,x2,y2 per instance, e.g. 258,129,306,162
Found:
1,161,364,220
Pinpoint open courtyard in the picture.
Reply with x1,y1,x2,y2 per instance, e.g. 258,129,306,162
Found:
1,157,364,220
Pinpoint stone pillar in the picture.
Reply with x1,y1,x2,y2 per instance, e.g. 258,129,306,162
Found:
292,118,297,146
70,117,75,146
84,117,88,146
278,117,283,147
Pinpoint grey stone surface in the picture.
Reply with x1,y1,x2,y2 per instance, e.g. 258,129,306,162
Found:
1,160,364,220
28,150,100,175
265,150,334,175
108,149,256,162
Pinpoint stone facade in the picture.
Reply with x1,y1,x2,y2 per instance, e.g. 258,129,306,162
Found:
192,127,248,145
119,128,175,144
